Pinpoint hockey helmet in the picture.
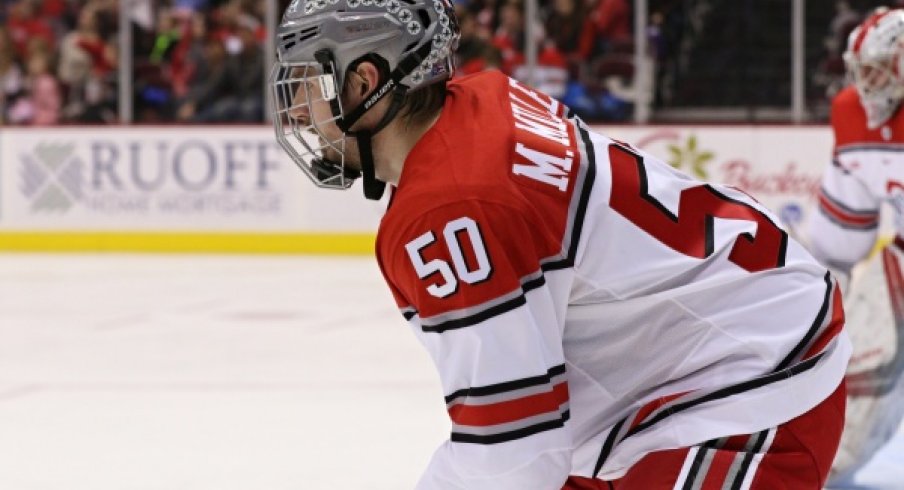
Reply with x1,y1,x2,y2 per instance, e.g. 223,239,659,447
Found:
270,0,460,191
844,8,904,129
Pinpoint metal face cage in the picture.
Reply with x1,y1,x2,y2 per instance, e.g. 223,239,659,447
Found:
270,60,358,190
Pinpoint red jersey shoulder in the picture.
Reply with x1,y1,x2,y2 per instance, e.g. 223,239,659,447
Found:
376,199,551,318
831,85,904,147
831,86,868,147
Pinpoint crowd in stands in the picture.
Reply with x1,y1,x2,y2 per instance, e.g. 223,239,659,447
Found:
0,0,265,125
454,0,637,121
6,0,900,126
0,0,649,125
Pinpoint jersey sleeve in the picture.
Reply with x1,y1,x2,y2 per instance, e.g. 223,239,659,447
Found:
377,199,573,490
808,135,880,271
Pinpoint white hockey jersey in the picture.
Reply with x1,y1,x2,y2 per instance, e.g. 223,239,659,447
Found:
810,85,904,270
376,71,850,489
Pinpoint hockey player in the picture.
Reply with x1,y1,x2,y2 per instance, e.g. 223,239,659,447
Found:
270,0,850,487
809,7,904,484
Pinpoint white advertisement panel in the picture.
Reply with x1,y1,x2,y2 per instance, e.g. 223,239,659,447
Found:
0,126,384,232
0,125,834,238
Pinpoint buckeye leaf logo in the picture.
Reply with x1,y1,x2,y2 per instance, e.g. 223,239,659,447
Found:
667,135,714,180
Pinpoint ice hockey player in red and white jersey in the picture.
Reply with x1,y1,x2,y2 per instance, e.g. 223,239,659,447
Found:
810,7,904,484
269,0,850,488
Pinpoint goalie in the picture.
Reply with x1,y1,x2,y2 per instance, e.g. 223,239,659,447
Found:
809,7,904,484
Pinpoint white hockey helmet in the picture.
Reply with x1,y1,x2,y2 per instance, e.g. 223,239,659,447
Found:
270,0,460,194
844,8,904,129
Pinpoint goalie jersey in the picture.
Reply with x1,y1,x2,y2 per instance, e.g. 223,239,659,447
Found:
811,85,904,269
376,71,850,488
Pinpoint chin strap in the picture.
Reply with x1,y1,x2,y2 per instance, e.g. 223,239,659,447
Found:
329,42,434,200
345,87,407,200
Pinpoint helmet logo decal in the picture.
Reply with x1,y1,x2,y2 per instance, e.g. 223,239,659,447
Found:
364,80,396,111
345,20,391,35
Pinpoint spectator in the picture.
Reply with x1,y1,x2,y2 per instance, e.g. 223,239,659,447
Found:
58,6,117,122
222,14,264,121
0,0,274,124
471,0,501,40
455,7,502,76
176,36,228,121
492,0,545,76
0,27,24,124
581,0,631,57
5,0,55,59
7,45,62,125
26,48,63,125
544,0,591,59
171,12,208,99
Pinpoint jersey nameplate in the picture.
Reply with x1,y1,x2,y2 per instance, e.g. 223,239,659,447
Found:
509,79,575,192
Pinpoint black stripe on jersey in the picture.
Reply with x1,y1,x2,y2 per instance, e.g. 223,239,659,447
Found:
818,188,879,230
418,274,546,333
820,187,879,218
831,158,851,175
543,125,597,271
451,410,570,444
591,352,825,473
818,206,880,230
680,447,711,490
774,272,832,371
592,416,627,478
444,363,567,403
836,143,904,154
403,310,415,321
422,294,526,333
728,429,769,490
625,353,823,439
567,127,597,263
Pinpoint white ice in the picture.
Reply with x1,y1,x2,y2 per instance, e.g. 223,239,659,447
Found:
0,254,901,489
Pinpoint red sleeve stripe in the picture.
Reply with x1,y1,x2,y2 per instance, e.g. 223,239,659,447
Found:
801,284,845,361
817,190,878,229
444,365,570,444
448,381,568,426
450,408,570,444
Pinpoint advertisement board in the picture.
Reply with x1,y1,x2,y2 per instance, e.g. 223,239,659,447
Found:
0,125,834,252
0,126,386,231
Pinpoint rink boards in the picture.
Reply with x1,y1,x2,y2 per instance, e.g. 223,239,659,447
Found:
0,125,833,253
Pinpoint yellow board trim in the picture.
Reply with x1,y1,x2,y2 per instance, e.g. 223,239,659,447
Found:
0,232,376,254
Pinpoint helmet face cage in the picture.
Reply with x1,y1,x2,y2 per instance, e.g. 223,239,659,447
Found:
845,9,904,129
270,0,460,190
270,61,353,190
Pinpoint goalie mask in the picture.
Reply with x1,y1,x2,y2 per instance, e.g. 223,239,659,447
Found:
844,8,904,129
270,0,460,199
